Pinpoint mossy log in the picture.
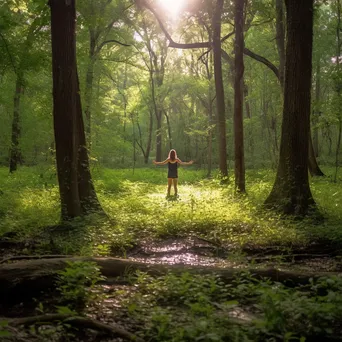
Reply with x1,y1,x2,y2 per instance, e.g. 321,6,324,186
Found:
0,257,340,304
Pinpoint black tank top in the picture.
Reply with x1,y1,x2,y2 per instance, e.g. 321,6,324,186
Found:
168,161,178,178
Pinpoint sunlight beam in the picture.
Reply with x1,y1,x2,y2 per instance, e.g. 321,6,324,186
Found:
158,0,184,17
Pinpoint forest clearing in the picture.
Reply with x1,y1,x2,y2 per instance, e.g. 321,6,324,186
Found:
1,0,342,340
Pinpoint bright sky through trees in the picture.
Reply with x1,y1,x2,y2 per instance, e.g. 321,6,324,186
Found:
158,0,184,17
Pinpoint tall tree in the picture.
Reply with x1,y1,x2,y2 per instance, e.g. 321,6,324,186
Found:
233,0,245,192
244,0,324,176
78,0,130,147
140,0,229,177
265,0,316,215
49,0,104,220
334,0,342,182
7,4,47,172
212,0,228,180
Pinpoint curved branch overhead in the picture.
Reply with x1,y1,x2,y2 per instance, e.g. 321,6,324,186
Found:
243,47,280,80
95,39,131,55
140,0,280,83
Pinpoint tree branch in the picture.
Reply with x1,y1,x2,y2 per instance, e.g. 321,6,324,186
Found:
8,314,144,342
95,39,130,55
243,47,280,80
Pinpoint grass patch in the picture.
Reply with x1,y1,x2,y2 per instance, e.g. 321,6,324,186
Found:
0,166,341,255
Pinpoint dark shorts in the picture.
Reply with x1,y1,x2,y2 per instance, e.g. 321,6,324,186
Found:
168,173,178,179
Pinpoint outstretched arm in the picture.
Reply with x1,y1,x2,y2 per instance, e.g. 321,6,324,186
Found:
177,159,194,166
153,159,169,165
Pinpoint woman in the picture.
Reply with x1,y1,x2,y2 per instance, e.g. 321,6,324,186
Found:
153,149,193,197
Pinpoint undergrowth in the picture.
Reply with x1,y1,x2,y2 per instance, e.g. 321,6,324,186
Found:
99,271,342,341
0,166,341,255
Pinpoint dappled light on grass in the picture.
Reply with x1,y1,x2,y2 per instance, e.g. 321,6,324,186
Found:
1,167,341,257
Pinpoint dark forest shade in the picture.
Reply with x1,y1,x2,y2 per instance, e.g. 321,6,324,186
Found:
265,0,316,215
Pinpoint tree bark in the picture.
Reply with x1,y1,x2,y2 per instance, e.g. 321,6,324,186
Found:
212,0,228,181
275,0,286,89
76,75,104,215
264,0,316,215
49,0,81,220
49,0,104,219
308,130,325,177
234,0,246,192
9,74,23,173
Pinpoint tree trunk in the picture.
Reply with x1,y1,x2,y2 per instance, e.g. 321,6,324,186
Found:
156,114,162,162
144,110,153,164
265,0,316,215
9,75,23,173
308,130,325,177
275,0,286,89
84,60,94,146
313,62,321,157
207,97,213,178
76,75,104,215
49,0,81,220
234,0,245,193
212,0,228,181
164,111,172,150
334,0,342,183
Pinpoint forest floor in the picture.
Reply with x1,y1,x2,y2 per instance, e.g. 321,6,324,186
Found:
0,166,342,341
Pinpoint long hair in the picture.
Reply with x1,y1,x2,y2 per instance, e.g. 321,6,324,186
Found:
168,149,177,161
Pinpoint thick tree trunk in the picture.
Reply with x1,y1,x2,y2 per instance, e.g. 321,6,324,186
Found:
265,0,316,215
9,75,23,173
212,0,228,181
49,0,81,220
234,0,245,193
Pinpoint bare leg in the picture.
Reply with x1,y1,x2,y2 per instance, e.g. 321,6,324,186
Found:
173,178,178,196
167,178,172,196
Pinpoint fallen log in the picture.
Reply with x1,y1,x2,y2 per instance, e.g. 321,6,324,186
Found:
0,254,72,264
0,257,340,304
6,313,144,342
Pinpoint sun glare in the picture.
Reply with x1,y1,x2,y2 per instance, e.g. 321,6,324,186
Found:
159,0,184,17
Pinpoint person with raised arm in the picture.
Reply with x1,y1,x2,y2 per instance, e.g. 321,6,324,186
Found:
153,149,193,197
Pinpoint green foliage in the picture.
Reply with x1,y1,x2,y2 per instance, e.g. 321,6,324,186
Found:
0,321,11,338
0,166,341,254
116,271,342,341
56,261,105,307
